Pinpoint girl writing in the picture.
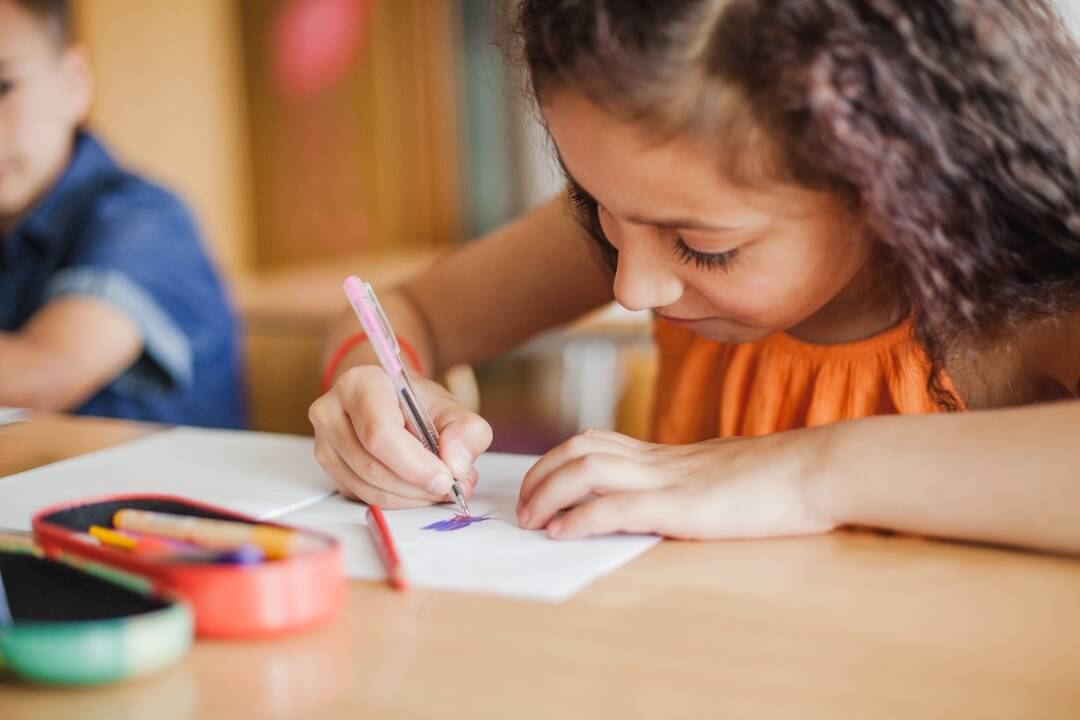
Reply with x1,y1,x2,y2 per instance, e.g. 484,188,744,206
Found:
310,0,1080,554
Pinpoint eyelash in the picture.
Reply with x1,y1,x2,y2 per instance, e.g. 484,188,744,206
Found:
567,182,596,213
585,196,739,271
673,237,739,271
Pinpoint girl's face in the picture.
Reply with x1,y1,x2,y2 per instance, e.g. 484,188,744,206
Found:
544,91,877,344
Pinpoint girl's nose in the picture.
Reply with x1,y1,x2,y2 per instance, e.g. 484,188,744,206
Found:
612,234,683,311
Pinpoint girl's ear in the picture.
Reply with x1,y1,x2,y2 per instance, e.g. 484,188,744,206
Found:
59,45,94,124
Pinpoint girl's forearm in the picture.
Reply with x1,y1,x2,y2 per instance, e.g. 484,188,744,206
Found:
400,194,613,371
812,401,1080,554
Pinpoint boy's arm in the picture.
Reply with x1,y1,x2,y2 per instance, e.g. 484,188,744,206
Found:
815,399,1080,554
324,193,614,379
0,297,142,410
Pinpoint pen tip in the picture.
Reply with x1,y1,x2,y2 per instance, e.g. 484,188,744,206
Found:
451,482,471,517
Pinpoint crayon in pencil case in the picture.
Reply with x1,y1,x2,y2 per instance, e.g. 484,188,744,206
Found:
113,509,324,560
90,525,264,564
123,530,264,564
90,525,171,553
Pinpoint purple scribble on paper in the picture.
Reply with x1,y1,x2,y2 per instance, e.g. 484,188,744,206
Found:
422,513,492,532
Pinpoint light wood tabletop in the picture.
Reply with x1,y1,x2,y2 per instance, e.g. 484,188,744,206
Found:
1,413,1079,719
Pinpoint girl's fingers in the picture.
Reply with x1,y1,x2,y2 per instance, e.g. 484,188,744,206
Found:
312,365,488,501
430,401,494,480
337,373,457,496
518,453,662,530
339,366,490,494
574,427,647,449
546,490,673,540
329,418,448,502
518,429,638,508
314,440,436,509
313,387,444,501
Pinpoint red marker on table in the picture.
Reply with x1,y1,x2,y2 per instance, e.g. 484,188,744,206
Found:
366,505,407,591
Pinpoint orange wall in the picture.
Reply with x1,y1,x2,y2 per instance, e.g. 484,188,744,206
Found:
240,0,463,267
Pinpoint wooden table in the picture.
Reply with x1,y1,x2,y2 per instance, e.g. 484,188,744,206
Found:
2,414,1079,719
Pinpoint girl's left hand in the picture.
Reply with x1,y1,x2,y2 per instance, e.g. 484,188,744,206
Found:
516,428,837,540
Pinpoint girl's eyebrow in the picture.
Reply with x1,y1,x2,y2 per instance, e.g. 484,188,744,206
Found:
561,165,740,233
622,213,738,233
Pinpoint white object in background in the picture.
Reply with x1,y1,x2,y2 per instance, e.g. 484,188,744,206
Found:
0,407,29,426
280,452,661,603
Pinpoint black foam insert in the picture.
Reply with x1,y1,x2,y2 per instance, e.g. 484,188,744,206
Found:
0,552,169,621
40,497,256,533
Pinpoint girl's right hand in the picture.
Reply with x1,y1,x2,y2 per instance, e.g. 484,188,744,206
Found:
309,365,493,508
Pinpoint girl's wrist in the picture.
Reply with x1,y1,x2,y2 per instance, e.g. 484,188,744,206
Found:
796,422,851,529
321,332,425,394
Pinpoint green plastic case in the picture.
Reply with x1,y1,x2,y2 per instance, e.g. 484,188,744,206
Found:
0,544,193,685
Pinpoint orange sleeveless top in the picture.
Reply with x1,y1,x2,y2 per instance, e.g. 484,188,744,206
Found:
650,318,963,443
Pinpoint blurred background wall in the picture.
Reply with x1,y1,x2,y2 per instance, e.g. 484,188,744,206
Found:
71,0,1080,447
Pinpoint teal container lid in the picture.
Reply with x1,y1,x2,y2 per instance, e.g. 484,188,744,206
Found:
0,546,193,685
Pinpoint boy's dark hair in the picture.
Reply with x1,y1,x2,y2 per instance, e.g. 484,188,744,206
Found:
515,0,1080,408
15,0,73,48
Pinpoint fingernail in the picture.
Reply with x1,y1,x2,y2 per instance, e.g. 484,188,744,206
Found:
518,509,531,527
548,519,563,538
451,446,473,478
426,473,453,495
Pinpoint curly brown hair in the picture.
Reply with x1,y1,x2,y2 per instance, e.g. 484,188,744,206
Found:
515,0,1080,408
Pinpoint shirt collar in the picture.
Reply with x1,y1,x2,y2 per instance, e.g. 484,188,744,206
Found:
14,130,118,253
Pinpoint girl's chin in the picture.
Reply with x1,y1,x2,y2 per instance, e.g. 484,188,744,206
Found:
678,317,775,344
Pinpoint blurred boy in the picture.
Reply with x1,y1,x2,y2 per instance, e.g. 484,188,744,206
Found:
0,0,243,428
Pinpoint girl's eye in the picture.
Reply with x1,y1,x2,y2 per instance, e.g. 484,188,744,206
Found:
567,182,594,211
673,237,739,271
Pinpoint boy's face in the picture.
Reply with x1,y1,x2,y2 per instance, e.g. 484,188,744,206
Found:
545,90,880,345
0,0,91,235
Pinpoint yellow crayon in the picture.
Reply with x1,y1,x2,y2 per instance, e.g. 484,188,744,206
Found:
113,510,323,560
88,525,137,551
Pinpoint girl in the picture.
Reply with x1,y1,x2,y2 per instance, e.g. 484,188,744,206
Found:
310,0,1080,554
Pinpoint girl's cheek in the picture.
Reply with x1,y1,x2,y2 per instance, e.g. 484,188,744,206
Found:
686,272,784,322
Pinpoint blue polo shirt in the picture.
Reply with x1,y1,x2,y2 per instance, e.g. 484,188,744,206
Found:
0,131,245,428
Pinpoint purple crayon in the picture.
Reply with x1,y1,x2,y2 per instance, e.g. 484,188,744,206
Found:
123,530,264,565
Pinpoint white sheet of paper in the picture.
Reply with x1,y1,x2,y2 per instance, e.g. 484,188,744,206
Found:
0,427,334,531
280,452,660,602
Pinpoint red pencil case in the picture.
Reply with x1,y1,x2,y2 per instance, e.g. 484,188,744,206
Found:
31,493,346,639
